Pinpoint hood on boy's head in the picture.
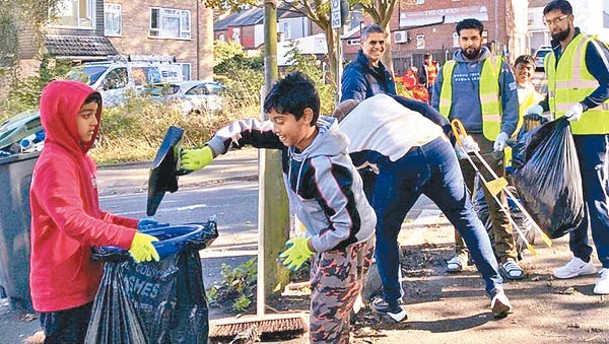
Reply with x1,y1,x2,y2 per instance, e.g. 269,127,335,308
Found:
40,80,102,154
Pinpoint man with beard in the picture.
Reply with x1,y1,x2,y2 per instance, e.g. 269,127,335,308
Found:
431,18,523,280
341,24,396,102
540,0,609,294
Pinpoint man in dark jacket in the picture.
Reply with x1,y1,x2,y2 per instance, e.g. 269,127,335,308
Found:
341,24,396,101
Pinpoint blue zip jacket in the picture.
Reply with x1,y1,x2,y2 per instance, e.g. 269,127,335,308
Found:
341,49,396,102
431,46,519,137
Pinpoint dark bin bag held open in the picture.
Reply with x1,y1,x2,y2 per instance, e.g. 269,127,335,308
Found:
86,221,218,344
510,118,584,239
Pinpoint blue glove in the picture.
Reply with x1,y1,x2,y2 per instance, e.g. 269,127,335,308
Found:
138,218,169,231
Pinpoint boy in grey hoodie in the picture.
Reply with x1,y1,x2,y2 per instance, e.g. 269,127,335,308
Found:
180,72,376,343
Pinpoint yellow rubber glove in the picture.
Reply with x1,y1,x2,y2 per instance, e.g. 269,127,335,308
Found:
180,146,215,172
129,232,160,264
279,237,314,271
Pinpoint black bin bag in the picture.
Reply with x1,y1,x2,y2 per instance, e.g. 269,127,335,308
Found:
85,221,218,344
510,118,584,239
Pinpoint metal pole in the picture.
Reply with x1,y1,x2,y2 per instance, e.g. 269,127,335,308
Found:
258,0,289,316
336,27,343,105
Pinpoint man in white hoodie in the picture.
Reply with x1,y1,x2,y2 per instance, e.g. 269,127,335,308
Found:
334,94,513,321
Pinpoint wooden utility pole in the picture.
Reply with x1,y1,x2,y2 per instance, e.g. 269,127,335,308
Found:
258,0,289,311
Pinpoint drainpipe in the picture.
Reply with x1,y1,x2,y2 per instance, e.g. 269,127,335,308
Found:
495,0,499,49
196,0,200,80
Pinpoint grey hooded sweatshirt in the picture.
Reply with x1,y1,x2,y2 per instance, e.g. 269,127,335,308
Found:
207,116,376,252
431,46,519,137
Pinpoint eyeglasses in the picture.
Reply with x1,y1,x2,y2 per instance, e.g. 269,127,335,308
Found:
543,14,569,27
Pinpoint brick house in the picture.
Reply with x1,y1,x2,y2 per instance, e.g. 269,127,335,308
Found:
214,5,313,51
104,0,214,80
17,0,118,75
16,0,213,81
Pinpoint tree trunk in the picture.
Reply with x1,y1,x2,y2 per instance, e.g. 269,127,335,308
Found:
381,20,394,77
324,26,338,85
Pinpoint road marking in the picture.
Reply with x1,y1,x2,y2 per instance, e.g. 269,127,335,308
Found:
399,209,444,246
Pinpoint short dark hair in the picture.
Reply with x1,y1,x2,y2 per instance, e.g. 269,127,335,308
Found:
84,92,102,105
543,0,572,16
423,53,432,59
514,55,535,66
263,72,320,126
456,18,484,36
361,24,386,41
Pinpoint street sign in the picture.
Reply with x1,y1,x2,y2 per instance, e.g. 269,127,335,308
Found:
331,0,341,29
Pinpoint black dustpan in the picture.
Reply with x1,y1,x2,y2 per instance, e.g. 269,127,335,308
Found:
147,126,184,216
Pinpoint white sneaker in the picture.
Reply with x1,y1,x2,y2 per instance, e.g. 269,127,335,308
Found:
593,268,609,295
552,257,597,279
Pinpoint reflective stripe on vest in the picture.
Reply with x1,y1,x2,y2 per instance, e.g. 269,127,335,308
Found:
546,34,609,135
438,57,503,140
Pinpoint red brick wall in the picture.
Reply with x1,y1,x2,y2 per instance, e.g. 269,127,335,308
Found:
240,25,256,49
107,0,213,80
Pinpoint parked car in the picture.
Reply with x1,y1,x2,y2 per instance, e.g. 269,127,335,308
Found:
142,81,225,115
533,45,552,71
66,57,189,108
0,110,42,152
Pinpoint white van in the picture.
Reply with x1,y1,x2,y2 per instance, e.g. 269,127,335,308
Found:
68,56,187,107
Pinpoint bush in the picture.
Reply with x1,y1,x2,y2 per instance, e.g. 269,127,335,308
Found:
90,95,254,164
207,258,257,313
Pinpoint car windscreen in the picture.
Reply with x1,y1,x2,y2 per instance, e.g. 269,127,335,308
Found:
69,65,110,85
537,50,550,58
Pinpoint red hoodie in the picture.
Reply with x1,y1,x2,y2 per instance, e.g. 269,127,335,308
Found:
29,80,137,312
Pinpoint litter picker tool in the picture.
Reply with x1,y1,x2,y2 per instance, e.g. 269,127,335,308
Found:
451,119,552,251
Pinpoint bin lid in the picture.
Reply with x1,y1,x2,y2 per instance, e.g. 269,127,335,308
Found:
0,151,41,164
146,126,184,216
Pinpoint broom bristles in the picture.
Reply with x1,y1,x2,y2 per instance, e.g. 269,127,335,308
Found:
209,314,307,338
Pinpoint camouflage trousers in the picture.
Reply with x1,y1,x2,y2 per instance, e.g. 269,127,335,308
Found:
309,237,375,344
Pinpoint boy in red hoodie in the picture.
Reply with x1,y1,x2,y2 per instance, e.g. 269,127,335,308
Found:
29,80,161,343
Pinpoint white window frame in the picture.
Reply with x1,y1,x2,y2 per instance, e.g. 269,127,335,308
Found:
50,0,96,30
149,7,192,40
452,32,459,48
104,3,122,36
181,63,192,81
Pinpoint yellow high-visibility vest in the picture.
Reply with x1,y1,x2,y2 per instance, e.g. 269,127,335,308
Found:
546,33,609,135
439,56,504,140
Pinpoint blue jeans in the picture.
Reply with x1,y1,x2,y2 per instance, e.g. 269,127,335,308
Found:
370,136,503,304
570,134,609,269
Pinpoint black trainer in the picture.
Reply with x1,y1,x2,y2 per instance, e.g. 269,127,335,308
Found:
370,298,408,322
